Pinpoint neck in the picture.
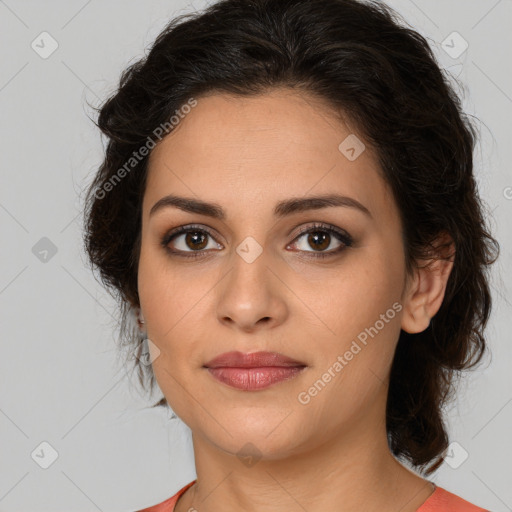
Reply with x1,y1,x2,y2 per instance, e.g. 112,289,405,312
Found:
175,388,435,512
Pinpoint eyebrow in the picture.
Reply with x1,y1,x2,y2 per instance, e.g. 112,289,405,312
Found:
149,193,372,220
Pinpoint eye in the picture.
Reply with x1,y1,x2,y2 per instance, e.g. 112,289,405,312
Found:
287,222,353,259
161,222,353,260
161,224,222,258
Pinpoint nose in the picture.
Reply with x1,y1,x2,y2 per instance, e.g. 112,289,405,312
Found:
216,251,289,333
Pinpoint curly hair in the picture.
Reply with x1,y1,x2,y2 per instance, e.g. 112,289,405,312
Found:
82,0,500,475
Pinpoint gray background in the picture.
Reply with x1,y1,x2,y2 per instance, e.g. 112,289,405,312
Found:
0,0,511,511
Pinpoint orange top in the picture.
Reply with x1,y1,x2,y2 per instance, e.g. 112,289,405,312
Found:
136,480,490,512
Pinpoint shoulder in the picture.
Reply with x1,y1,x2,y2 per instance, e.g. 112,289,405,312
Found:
418,485,491,512
135,480,197,512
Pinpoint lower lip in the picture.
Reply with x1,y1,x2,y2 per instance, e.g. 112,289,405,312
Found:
206,366,306,390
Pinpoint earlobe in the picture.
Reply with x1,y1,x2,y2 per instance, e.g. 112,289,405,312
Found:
401,233,455,334
136,306,146,330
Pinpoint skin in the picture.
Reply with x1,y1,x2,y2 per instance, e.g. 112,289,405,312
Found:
137,88,454,512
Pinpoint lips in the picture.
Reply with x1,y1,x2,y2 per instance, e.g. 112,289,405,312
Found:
203,351,307,391
203,351,306,369
207,366,305,390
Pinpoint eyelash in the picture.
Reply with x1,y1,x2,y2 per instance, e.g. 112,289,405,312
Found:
160,222,353,260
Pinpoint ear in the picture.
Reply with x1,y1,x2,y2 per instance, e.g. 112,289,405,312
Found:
401,232,455,334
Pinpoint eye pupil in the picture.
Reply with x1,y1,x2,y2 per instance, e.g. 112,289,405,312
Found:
186,231,208,250
308,231,330,251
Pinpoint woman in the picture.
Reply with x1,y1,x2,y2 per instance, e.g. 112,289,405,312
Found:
82,0,499,510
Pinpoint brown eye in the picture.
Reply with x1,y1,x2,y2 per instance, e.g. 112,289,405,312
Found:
161,225,222,258
183,231,208,250
288,223,353,259
306,231,331,251
161,222,353,260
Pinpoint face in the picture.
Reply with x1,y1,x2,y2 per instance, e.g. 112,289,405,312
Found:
137,89,411,459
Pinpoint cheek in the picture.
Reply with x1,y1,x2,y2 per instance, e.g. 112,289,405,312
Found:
304,251,403,332
137,251,214,370
138,244,191,323
297,247,404,376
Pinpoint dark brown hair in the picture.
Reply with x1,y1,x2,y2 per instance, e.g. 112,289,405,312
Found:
82,0,499,475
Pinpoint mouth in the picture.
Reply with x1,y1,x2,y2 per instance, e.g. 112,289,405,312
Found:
203,351,307,391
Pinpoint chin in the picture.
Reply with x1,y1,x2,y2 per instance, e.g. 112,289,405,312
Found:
200,419,308,460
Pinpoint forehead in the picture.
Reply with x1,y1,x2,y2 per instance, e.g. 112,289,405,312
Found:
144,90,397,224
